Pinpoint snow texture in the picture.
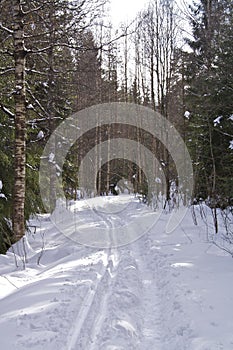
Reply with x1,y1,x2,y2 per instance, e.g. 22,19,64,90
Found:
48,153,55,163
37,131,44,140
0,195,233,350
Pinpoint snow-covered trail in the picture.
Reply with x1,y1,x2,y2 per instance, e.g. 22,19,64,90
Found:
66,200,162,350
131,235,162,349
66,207,122,350
1,195,233,350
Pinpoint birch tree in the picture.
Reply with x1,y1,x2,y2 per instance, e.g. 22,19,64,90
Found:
0,0,108,245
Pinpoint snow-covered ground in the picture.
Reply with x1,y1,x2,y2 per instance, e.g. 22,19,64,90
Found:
0,195,233,350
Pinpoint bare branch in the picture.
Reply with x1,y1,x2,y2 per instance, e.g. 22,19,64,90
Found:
211,241,233,257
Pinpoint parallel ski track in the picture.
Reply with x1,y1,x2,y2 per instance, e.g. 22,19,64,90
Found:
66,208,121,350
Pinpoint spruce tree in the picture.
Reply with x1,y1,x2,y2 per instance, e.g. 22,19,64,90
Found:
185,0,233,208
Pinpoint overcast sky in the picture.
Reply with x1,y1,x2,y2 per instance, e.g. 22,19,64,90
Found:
110,0,149,25
109,0,193,27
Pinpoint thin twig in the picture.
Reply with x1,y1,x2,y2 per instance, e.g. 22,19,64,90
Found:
0,275,19,289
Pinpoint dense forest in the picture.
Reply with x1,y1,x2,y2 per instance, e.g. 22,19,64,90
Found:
0,0,232,253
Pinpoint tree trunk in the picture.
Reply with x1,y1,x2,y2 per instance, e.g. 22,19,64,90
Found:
124,27,128,102
12,0,27,241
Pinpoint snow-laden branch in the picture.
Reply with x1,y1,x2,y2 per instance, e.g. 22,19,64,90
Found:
213,128,233,139
26,116,63,126
0,22,13,34
26,84,50,118
0,49,13,56
26,117,46,125
0,67,15,75
25,68,48,76
0,104,15,118
20,4,44,15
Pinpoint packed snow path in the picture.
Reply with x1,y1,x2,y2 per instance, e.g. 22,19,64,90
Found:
0,195,233,350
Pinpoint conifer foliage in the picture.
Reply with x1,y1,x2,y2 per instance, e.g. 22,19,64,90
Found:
185,0,233,208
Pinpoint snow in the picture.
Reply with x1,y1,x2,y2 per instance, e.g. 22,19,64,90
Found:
0,105,15,118
26,163,36,171
0,195,233,350
37,130,44,140
0,180,2,190
48,152,55,163
229,140,233,150
184,111,190,119
213,116,222,126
